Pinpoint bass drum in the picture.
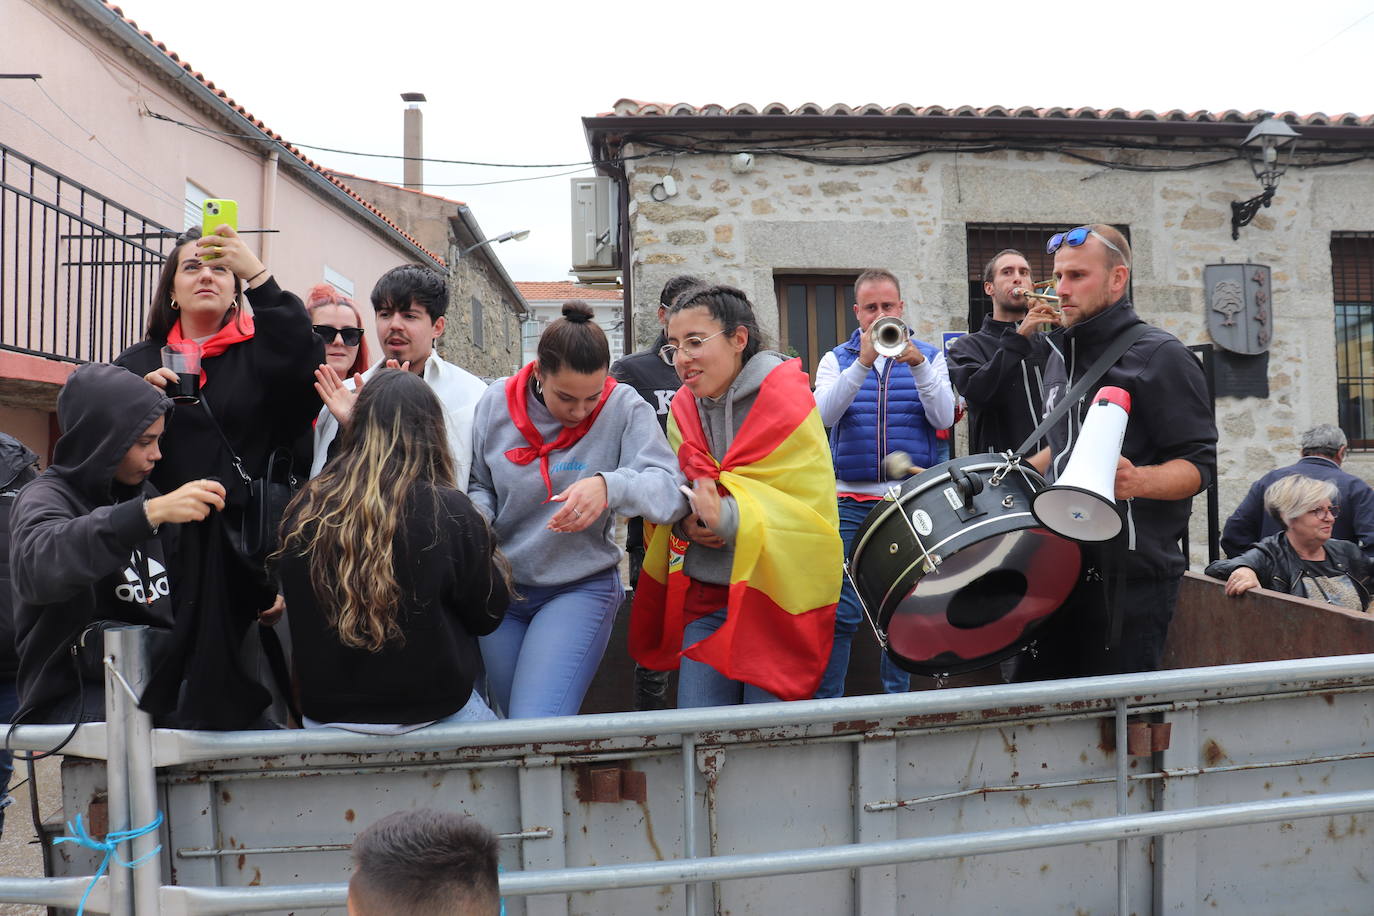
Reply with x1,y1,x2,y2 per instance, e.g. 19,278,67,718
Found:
848,454,1082,677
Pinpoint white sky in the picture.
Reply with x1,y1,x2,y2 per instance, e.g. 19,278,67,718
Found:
107,0,1374,281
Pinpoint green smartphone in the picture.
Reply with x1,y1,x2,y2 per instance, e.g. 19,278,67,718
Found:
200,199,237,259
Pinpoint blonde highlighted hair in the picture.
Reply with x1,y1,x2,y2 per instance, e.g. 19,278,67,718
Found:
277,370,485,651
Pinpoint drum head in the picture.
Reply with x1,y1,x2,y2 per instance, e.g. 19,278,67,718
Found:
882,526,1081,676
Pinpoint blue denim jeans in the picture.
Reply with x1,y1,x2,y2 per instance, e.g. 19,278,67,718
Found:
479,569,622,719
677,608,782,707
0,680,18,836
814,497,910,698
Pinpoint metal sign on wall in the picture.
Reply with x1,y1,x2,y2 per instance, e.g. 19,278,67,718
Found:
1204,263,1272,355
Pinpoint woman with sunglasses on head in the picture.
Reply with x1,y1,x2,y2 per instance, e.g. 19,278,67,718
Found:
114,225,322,728
467,302,686,719
629,285,842,707
276,370,510,730
1206,475,1372,611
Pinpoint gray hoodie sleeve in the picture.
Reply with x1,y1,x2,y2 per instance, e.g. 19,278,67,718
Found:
599,394,688,525
464,388,499,523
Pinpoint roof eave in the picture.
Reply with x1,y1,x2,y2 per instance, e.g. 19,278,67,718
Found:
582,114,1374,144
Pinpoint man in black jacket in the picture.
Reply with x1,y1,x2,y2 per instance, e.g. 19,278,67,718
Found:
610,275,700,709
1221,424,1374,561
9,364,225,725
0,433,39,836
1025,224,1217,678
947,249,1055,455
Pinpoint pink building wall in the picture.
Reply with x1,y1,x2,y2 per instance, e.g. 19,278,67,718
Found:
2,0,439,450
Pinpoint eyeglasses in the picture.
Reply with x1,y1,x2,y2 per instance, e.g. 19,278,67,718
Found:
1046,226,1125,259
1307,505,1340,520
313,325,364,347
659,330,726,365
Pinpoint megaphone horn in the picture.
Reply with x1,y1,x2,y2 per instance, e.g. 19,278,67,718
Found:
1031,386,1131,543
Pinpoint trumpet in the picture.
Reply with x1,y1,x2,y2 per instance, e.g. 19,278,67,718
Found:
1013,288,1061,305
871,316,908,358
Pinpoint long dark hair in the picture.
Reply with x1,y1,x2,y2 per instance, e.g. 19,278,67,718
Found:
145,229,245,341
537,301,609,375
667,284,766,363
278,371,461,651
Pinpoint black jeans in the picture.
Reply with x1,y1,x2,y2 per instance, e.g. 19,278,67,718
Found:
1017,575,1181,682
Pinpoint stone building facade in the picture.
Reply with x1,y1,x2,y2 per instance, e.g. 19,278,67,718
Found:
583,100,1374,566
446,210,528,380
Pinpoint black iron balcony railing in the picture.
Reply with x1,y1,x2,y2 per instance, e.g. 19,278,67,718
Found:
1,142,175,365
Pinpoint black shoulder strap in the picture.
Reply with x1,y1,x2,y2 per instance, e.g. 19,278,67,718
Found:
199,394,252,485
1014,323,1150,459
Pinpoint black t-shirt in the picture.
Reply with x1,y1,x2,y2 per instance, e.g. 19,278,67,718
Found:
1296,557,1367,611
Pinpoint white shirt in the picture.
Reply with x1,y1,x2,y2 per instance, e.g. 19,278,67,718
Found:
310,352,490,487
813,348,955,497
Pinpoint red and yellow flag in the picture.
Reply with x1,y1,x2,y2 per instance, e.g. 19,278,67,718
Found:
629,358,840,701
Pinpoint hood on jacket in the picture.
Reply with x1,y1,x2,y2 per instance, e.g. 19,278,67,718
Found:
0,432,38,490
49,363,171,505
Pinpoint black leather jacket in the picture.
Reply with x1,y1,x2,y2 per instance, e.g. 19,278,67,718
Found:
1205,532,1372,607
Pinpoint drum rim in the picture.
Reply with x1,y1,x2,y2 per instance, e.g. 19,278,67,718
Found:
849,458,1041,567
874,510,1045,620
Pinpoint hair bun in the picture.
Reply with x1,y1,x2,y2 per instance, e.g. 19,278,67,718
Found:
561,301,594,324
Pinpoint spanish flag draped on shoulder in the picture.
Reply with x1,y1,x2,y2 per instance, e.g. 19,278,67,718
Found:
629,358,841,701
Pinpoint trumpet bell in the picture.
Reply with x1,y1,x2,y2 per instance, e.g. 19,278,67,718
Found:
872,316,908,358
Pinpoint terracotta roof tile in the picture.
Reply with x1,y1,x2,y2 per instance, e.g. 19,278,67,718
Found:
516,282,623,302
100,1,445,267
598,98,1366,127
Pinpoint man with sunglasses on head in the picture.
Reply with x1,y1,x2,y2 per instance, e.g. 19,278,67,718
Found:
812,268,955,697
1022,224,1216,680
947,249,1056,456
311,265,488,487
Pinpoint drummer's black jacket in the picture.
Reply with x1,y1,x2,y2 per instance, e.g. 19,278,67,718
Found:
947,316,1051,455
1040,296,1217,579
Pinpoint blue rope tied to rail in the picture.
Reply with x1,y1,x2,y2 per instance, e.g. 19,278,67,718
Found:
53,810,164,916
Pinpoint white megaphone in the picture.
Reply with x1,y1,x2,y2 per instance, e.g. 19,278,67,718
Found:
1031,386,1131,542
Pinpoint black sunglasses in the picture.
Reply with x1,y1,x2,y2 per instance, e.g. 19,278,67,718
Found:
313,325,364,347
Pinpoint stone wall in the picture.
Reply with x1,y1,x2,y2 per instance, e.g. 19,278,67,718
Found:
621,139,1372,568
444,245,524,380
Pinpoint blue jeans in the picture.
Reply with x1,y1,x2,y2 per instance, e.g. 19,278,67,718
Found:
479,569,622,718
678,609,782,707
814,497,910,698
0,680,18,836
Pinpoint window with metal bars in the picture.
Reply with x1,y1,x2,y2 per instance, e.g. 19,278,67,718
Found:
1331,233,1374,449
964,223,1131,333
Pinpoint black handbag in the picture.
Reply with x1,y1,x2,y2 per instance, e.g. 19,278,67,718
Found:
201,396,299,570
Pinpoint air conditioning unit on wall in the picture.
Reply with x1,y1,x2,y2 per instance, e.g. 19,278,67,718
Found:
570,177,620,284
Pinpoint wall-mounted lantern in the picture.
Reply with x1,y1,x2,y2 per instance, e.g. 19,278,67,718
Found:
1230,116,1301,240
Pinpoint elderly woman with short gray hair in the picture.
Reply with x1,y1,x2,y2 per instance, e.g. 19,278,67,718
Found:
1206,475,1372,611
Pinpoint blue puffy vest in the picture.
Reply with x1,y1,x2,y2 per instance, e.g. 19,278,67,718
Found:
829,328,941,482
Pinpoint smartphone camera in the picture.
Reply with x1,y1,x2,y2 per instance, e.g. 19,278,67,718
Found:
206,201,221,217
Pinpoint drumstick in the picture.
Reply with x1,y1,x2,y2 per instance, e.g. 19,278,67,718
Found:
884,451,926,479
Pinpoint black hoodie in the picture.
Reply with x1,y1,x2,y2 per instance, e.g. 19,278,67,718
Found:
1,433,39,681
9,364,174,723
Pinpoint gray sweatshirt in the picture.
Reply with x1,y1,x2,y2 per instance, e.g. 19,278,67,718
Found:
682,350,790,586
468,379,687,587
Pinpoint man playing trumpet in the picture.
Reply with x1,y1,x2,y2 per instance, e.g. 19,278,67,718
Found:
812,268,955,697
947,249,1058,456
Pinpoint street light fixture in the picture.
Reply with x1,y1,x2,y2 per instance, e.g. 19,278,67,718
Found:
1231,115,1301,240
459,229,531,257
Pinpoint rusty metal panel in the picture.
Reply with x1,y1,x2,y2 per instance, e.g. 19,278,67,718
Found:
1166,572,1374,667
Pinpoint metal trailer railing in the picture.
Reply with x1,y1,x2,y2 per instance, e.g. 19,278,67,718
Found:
4,627,1374,915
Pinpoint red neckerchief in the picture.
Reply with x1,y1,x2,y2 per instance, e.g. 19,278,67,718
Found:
166,314,255,385
503,361,616,501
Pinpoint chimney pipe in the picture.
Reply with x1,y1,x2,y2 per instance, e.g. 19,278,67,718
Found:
401,92,426,191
